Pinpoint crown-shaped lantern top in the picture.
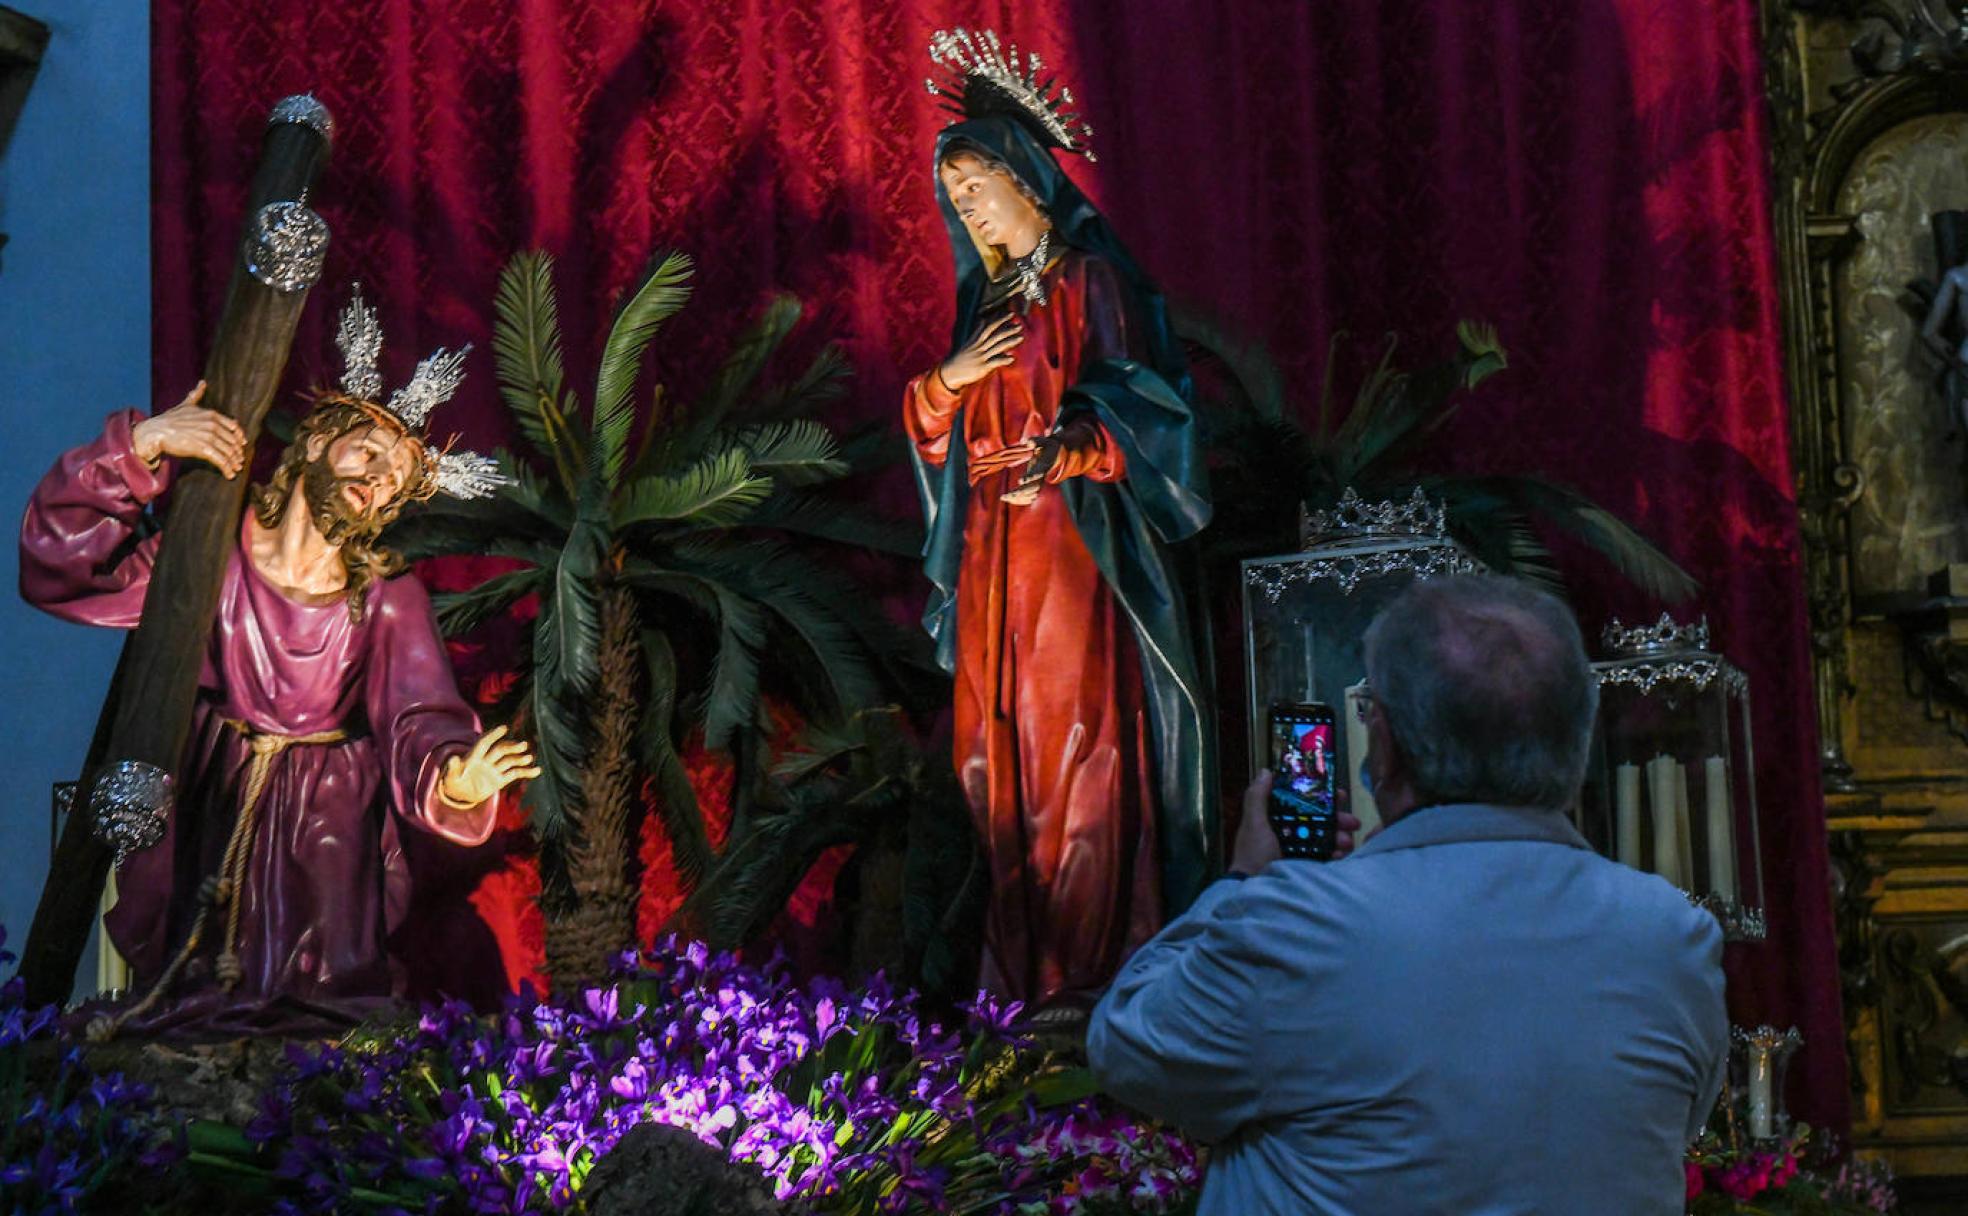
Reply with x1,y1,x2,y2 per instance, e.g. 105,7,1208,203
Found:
1300,487,1450,548
925,28,1096,161
1602,613,1712,659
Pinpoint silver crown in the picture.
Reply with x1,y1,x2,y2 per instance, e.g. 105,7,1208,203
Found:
1602,613,1710,658
433,450,507,500
926,28,1096,161
327,289,508,501
386,346,472,431
336,285,385,402
1300,487,1449,546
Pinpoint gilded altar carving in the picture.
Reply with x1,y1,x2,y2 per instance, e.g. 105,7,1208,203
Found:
1836,117,1968,594
1766,0,1968,1180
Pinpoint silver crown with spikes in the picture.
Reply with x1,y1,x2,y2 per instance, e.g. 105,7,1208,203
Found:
332,287,509,501
925,28,1096,161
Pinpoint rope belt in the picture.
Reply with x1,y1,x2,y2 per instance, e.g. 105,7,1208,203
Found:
90,719,347,1041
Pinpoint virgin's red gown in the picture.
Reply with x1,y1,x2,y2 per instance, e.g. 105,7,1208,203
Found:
904,250,1161,1005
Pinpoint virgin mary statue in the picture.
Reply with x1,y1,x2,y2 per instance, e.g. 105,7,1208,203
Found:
903,30,1216,1009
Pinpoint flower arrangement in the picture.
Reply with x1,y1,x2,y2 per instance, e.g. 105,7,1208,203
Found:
1684,1126,1897,1215
0,927,175,1215
211,938,1200,1214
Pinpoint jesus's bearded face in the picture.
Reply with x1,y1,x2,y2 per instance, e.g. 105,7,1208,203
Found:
300,420,422,543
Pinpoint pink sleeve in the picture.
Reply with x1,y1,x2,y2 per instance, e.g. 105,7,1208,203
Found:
18,409,171,628
363,574,494,847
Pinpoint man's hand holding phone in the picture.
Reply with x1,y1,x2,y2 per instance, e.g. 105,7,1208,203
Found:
1232,770,1362,874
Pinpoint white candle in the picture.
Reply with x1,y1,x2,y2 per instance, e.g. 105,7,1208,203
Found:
1614,763,1642,868
1747,1047,1775,1140
1704,755,1737,902
1647,756,1682,887
1673,761,1696,888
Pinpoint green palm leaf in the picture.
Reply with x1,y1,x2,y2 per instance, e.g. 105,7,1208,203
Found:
491,251,582,488
634,628,714,886
670,540,887,717
617,558,767,750
694,293,802,422
550,517,606,694
614,448,772,530
494,446,568,512
750,344,851,421
742,491,923,556
592,250,694,488
524,594,589,844
1172,304,1288,419
731,420,847,486
431,567,547,636
381,496,563,563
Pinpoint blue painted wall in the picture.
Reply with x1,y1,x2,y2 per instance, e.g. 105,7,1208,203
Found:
0,0,149,993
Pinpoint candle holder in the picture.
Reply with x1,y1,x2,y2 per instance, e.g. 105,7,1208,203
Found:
1577,614,1767,941
1732,1025,1803,1144
1241,487,1482,837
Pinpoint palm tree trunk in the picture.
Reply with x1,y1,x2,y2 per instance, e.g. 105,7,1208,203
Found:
544,584,642,989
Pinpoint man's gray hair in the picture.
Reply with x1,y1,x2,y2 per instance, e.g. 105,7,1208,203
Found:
1362,574,1599,810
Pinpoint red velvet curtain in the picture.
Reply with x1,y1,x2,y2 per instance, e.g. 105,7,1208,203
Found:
152,0,1846,1129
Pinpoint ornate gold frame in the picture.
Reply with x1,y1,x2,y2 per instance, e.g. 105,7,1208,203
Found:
1763,1,1968,1176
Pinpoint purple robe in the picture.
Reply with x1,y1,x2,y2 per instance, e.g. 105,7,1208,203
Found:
19,410,495,1034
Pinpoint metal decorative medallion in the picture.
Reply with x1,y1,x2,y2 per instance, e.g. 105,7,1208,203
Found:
266,93,335,144
88,760,172,868
1596,614,1749,696
1689,892,1767,942
243,201,330,293
1246,487,1480,602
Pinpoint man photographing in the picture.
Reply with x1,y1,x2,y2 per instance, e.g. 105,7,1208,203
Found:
1089,574,1728,1214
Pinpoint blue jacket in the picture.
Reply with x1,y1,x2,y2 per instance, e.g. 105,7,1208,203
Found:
1088,803,1729,1215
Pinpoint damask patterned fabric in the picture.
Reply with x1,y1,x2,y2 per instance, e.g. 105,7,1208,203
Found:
152,0,1844,1128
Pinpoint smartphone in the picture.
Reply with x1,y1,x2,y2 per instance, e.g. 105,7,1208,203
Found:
1267,702,1339,861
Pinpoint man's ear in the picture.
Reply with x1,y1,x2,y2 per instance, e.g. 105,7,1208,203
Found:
304,431,328,462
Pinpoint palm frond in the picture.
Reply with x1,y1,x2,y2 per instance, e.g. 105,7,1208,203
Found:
670,540,890,717
523,595,590,844
620,558,768,750
750,344,852,421
633,628,714,887
731,420,847,487
741,491,923,556
1437,476,1698,602
592,250,695,488
614,448,772,530
701,583,767,751
491,251,582,489
1499,477,1700,603
431,567,547,637
549,519,606,694
1172,304,1289,419
495,449,574,528
381,496,563,563
693,293,802,423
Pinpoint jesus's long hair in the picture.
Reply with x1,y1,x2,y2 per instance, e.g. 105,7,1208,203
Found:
250,399,420,622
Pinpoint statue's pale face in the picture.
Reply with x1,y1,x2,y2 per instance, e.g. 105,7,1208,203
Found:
939,153,1048,259
309,421,421,518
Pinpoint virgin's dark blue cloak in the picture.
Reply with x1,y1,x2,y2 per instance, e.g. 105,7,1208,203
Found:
910,117,1220,915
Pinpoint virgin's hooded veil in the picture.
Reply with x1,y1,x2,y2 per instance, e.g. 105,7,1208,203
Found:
910,115,1220,915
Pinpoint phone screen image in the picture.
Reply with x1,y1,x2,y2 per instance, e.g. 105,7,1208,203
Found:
1268,703,1338,860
